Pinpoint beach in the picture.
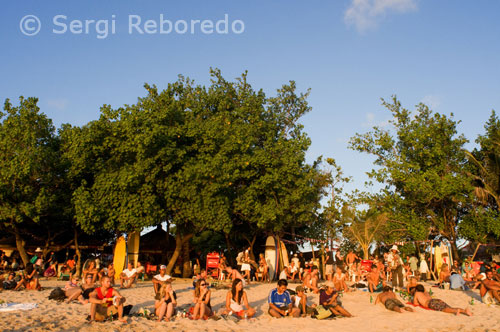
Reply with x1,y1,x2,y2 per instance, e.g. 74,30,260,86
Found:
0,279,498,332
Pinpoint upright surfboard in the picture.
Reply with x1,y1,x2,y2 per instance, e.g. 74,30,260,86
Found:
279,241,289,271
434,244,442,273
113,236,127,280
127,231,140,268
265,236,279,281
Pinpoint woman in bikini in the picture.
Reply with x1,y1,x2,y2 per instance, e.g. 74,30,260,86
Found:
192,278,212,319
155,282,177,321
258,253,269,282
223,278,256,318
333,266,349,292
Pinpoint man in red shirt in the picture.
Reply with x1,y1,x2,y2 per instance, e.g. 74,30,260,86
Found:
89,276,127,323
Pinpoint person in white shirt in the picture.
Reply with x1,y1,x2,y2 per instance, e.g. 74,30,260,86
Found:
120,262,137,288
152,265,172,294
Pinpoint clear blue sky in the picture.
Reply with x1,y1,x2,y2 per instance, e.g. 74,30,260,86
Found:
1,0,499,195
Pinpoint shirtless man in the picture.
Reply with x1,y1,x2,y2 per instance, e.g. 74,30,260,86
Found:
345,251,359,274
375,286,413,313
368,265,386,292
226,266,246,285
480,270,500,303
89,276,127,323
413,284,472,316
302,266,320,293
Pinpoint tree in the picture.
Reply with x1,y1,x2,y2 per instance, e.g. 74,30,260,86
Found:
349,97,473,259
0,97,67,265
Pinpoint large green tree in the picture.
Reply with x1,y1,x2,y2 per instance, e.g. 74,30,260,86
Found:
0,97,69,265
349,97,473,258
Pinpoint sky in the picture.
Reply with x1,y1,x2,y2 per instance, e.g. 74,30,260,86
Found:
1,0,500,197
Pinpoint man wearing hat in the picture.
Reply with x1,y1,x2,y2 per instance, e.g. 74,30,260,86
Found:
388,245,404,289
152,265,172,294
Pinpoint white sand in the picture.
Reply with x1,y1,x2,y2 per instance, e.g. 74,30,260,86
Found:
0,279,498,332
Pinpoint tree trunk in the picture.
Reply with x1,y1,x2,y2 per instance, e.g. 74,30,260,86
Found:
166,233,193,275
224,233,236,266
182,239,191,278
15,232,29,267
74,228,82,277
362,244,369,260
449,238,460,263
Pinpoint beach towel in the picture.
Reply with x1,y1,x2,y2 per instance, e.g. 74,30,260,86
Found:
0,303,37,312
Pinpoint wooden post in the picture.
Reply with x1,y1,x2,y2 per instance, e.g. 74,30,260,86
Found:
471,243,482,261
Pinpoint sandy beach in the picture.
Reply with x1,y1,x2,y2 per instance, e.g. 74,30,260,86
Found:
0,279,498,332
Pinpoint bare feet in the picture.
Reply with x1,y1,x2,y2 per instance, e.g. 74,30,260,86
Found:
118,318,127,324
464,308,473,316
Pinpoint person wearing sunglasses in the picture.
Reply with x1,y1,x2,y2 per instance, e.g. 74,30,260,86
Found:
192,279,212,319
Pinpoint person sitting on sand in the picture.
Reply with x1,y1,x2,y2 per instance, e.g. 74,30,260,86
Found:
81,273,97,303
406,276,418,294
258,253,269,282
279,266,291,280
2,272,17,290
223,278,256,319
193,270,208,288
192,278,212,320
226,266,246,286
153,265,172,294
333,266,349,293
89,275,127,323
155,282,177,322
83,261,98,284
480,270,500,303
368,265,386,292
289,261,299,280
120,262,137,288
413,284,472,316
98,263,115,285
14,263,40,291
292,285,316,317
64,275,87,304
439,263,451,285
319,281,353,318
303,265,320,293
268,279,300,318
375,286,414,313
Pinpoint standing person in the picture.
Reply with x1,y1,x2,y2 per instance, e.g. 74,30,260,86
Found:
345,251,359,274
409,255,419,278
89,275,127,323
268,279,300,317
298,253,306,280
413,284,472,316
241,247,252,284
192,278,212,320
319,281,353,317
419,253,429,282
325,248,335,281
155,282,177,322
388,245,404,289
375,286,414,313
223,278,256,318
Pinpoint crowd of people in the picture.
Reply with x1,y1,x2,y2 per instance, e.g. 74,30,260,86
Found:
1,245,499,324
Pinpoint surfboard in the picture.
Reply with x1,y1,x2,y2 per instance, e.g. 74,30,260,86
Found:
279,241,289,271
434,244,442,273
113,236,127,280
265,236,278,281
127,231,140,268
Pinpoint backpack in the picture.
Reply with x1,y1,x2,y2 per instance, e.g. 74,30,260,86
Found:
312,305,333,320
48,287,66,301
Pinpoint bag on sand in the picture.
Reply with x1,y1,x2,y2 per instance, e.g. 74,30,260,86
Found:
312,305,332,320
48,287,66,301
